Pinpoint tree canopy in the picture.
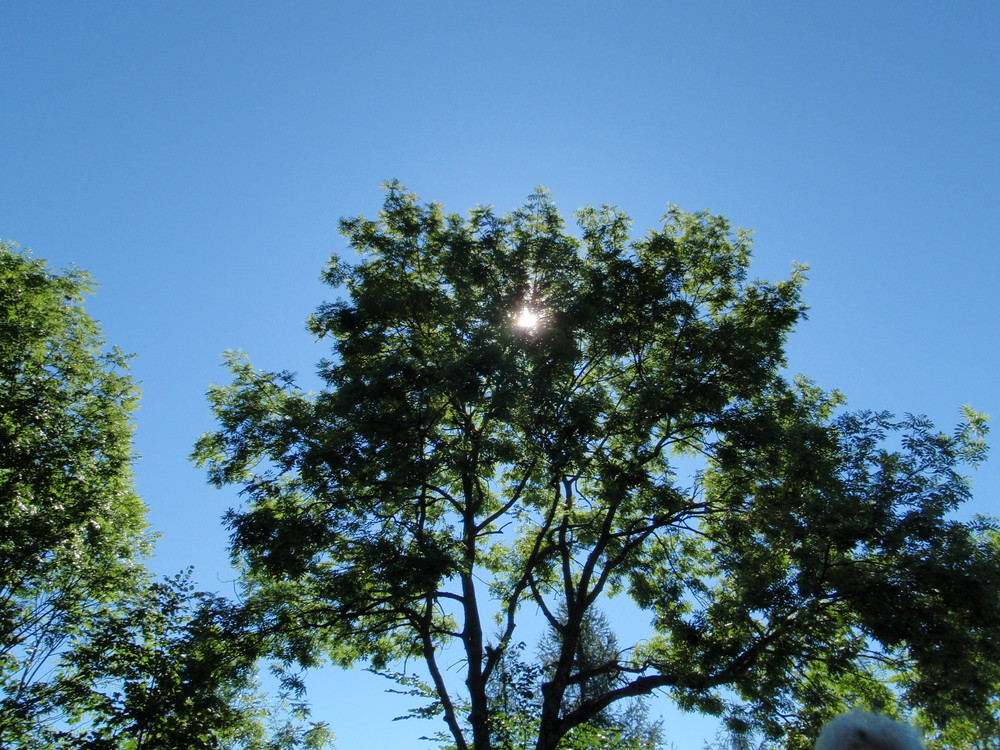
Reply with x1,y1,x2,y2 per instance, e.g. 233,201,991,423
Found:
0,242,332,749
193,184,1000,750
0,242,150,743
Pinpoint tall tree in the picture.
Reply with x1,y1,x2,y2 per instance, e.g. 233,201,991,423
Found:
0,243,333,749
193,184,999,750
0,242,150,743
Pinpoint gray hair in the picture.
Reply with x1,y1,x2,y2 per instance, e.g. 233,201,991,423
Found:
814,710,924,750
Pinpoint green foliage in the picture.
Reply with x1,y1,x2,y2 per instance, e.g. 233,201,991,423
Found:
0,243,333,750
193,184,999,750
53,569,334,750
487,610,666,750
538,607,665,749
0,242,151,743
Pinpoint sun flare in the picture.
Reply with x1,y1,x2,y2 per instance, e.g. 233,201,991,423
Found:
515,306,543,330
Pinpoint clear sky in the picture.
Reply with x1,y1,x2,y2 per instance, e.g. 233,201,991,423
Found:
3,2,998,747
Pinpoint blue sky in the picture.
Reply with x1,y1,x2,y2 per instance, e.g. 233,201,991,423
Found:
3,2,998,747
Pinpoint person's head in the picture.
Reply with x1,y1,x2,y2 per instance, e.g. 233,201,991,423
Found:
814,710,924,750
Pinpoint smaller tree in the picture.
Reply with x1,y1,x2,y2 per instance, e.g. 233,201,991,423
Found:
478,609,668,750
535,607,664,750
55,569,334,750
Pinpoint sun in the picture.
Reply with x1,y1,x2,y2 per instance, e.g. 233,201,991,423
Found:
514,305,545,331
515,306,542,330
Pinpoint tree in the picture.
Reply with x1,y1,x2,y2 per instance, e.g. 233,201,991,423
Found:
536,606,664,750
0,242,151,743
54,569,334,750
0,242,333,749
193,184,1000,750
484,606,665,750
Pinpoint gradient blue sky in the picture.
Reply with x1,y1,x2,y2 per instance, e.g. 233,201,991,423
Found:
3,2,998,747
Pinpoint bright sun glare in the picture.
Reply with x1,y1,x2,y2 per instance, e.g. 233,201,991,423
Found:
515,307,542,330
